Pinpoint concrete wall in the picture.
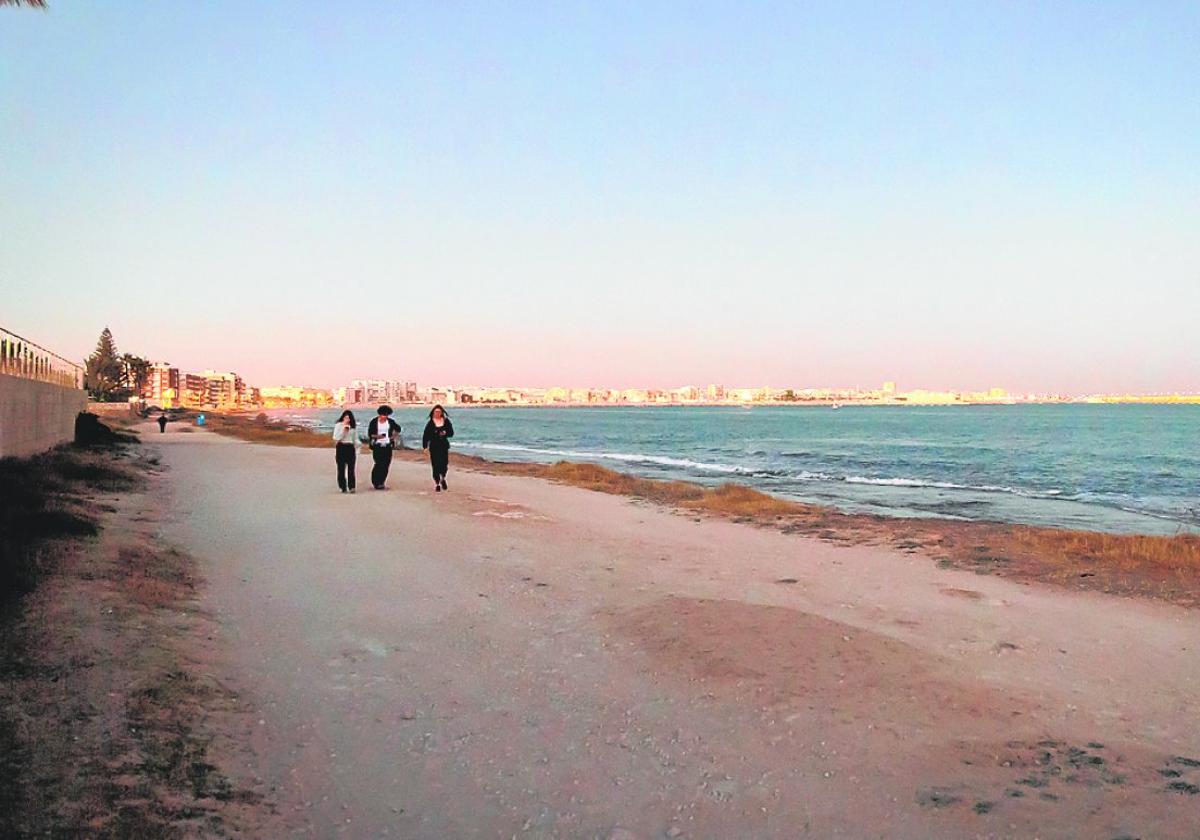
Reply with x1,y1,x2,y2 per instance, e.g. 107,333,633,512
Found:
0,372,87,458
86,401,139,420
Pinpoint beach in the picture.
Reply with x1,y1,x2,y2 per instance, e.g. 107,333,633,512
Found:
136,423,1200,837
275,404,1200,536
8,2,1199,835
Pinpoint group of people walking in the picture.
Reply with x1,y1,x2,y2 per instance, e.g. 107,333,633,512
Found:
332,404,454,494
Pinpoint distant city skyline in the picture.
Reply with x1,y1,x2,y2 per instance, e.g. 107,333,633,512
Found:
9,324,1200,399
124,358,1200,407
4,3,1198,395
117,361,1200,411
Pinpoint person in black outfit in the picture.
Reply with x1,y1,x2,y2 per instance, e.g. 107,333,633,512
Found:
157,413,168,433
422,404,454,492
366,405,401,489
332,409,358,493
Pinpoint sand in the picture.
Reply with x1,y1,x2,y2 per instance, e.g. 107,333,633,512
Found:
141,423,1200,838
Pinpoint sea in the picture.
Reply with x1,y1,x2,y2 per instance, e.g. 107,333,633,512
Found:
272,405,1199,536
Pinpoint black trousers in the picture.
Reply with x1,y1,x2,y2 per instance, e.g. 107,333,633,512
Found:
371,445,393,488
336,443,356,491
430,446,449,481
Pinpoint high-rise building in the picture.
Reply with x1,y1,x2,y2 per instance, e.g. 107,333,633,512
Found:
180,373,208,407
346,379,416,405
141,362,180,407
258,386,332,407
385,380,408,404
198,370,244,408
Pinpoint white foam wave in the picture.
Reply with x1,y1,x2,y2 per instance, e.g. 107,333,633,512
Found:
459,442,1078,500
842,475,1069,499
459,442,753,474
462,443,1113,510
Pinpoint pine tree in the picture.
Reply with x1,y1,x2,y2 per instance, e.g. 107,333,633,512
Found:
84,327,124,401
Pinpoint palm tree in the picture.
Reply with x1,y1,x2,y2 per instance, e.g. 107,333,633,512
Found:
0,1,49,7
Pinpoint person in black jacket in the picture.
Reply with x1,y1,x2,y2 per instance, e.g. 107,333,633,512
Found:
422,404,454,492
331,409,358,493
366,405,401,490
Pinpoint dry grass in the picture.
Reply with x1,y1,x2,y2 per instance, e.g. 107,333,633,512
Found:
936,525,1200,604
0,446,141,613
524,460,802,517
203,413,333,448
0,438,262,837
112,545,196,609
1014,528,1200,571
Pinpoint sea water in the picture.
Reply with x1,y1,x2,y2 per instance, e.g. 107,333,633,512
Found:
284,405,1198,536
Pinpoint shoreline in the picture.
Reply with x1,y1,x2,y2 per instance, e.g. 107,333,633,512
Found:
199,412,1200,608
244,404,1199,537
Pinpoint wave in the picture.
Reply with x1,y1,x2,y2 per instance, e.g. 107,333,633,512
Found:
458,442,754,475
456,441,1199,528
841,475,1076,500
458,442,1071,497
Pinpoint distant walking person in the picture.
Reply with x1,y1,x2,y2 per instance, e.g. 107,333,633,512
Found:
422,404,454,492
157,413,168,433
332,409,358,494
367,405,401,490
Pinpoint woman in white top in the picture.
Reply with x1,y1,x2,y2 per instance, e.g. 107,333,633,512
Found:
332,409,358,493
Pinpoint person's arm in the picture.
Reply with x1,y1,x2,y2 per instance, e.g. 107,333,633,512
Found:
444,419,454,438
390,419,401,445
422,421,432,450
332,425,343,443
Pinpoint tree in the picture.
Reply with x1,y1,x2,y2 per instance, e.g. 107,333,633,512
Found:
121,354,151,399
0,1,49,7
84,327,125,402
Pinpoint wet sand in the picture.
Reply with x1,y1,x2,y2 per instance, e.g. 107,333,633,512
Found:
144,424,1200,837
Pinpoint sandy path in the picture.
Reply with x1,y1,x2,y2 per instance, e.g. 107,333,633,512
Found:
144,425,1200,838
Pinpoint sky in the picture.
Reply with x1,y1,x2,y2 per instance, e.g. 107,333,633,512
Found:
2,2,1198,394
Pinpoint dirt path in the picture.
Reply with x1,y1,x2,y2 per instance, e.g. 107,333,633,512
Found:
145,425,1200,838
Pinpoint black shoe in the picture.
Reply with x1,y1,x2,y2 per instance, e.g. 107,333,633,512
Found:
349,487,356,494
440,478,448,491
434,484,441,492
341,488,347,493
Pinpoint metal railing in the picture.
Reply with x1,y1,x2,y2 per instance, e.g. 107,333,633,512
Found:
0,326,83,389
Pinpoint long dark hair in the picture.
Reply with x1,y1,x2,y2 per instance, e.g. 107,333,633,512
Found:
337,409,356,428
429,404,448,421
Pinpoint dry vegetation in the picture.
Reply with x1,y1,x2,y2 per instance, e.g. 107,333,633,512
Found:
201,412,1200,607
0,439,266,836
202,412,333,448
0,443,139,612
